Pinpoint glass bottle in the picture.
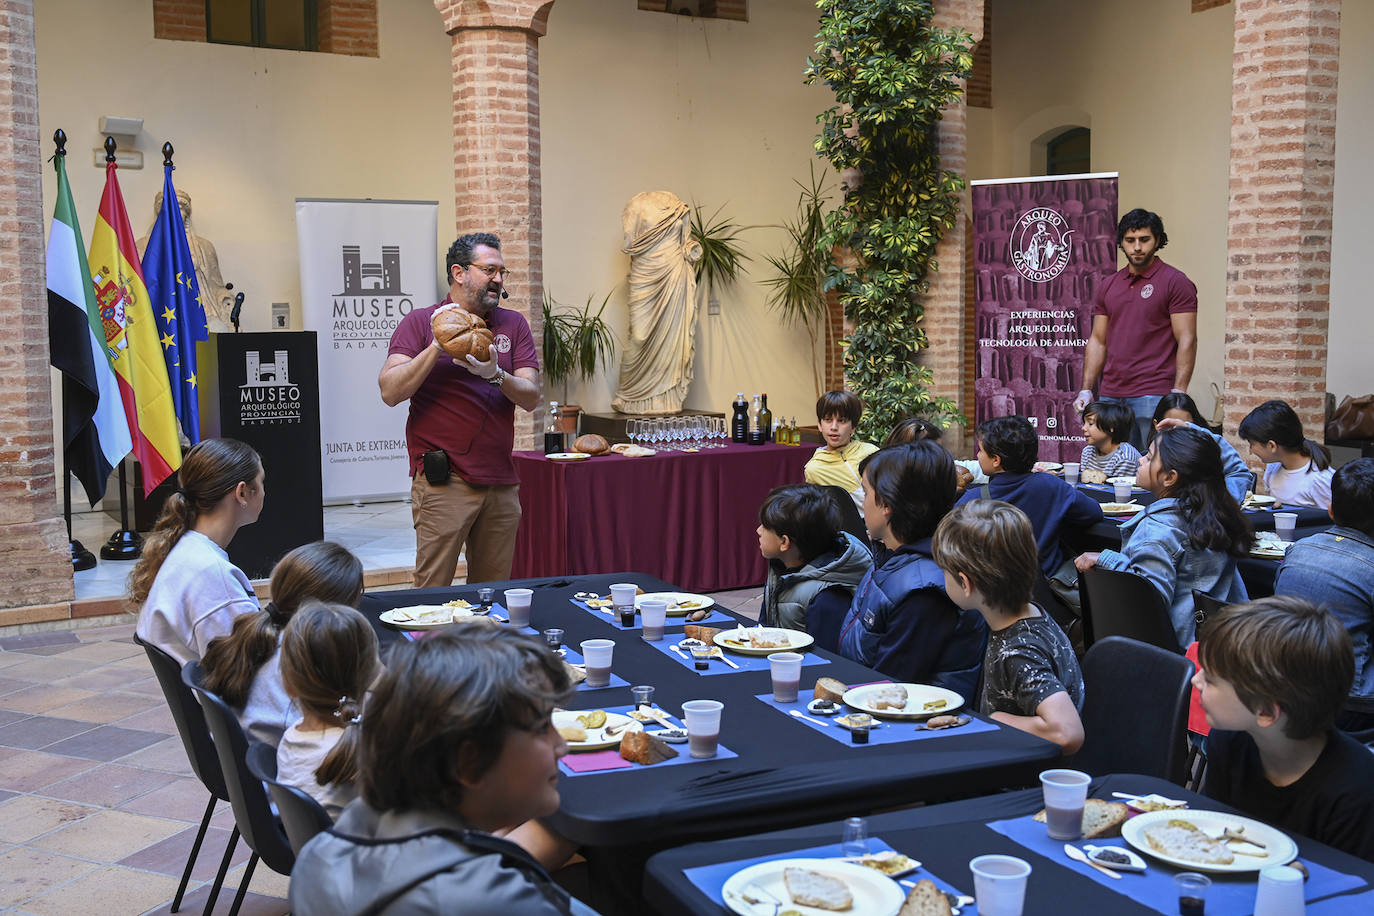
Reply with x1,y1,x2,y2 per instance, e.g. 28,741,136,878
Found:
757,393,774,445
544,401,563,454
731,392,748,443
747,394,762,445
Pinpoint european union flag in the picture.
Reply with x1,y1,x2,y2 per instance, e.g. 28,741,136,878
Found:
143,163,209,444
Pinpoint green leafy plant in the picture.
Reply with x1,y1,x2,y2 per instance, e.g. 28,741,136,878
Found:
541,291,616,403
806,0,974,440
689,204,750,300
761,166,835,397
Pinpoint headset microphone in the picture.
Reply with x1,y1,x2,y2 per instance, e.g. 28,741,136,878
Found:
501,290,510,299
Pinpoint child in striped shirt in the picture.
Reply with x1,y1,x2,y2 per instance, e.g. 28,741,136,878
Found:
1080,401,1143,479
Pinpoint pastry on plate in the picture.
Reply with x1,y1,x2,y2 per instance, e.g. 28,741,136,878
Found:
869,685,909,710
782,867,853,911
1143,819,1235,865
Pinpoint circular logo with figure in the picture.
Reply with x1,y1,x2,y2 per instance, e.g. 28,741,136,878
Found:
1141,283,1155,300
1010,208,1075,283
493,333,512,354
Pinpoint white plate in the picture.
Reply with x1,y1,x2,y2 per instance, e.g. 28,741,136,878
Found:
546,452,591,462
715,626,815,656
1122,810,1298,873
551,710,641,751
636,592,716,616
1100,502,1145,515
1108,476,1138,486
721,857,904,916
842,683,964,720
1244,494,1277,509
1034,461,1064,473
379,605,473,630
1250,545,1288,559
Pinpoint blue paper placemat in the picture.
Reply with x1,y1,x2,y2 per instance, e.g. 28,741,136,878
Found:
683,837,977,913
567,598,735,630
987,814,1366,915
558,647,631,692
642,635,831,675
1308,888,1374,914
556,704,737,776
754,689,998,748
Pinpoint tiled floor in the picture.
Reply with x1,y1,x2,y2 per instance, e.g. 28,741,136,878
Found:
0,588,763,914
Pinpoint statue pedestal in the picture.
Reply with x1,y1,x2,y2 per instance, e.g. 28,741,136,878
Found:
579,410,724,444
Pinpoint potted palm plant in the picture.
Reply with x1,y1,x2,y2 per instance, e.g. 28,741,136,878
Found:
761,168,834,397
690,203,750,308
542,291,616,433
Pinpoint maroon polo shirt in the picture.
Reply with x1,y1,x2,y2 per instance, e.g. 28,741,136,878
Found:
1091,257,1197,398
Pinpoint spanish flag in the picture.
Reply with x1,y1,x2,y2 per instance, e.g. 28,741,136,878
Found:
89,156,182,491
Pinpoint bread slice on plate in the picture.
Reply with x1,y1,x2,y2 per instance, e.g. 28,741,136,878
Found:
814,677,848,703
618,729,675,765
684,625,723,644
782,867,853,911
898,879,952,916
1144,820,1235,865
1032,799,1129,838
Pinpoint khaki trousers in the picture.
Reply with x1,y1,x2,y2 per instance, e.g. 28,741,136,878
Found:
410,473,522,588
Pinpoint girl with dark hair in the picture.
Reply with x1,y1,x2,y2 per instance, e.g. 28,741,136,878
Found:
1076,425,1253,647
201,541,364,745
835,442,987,694
1239,399,1335,509
132,438,264,664
276,601,380,819
1151,392,1254,503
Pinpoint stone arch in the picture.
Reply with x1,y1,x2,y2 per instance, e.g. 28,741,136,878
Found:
1008,105,1093,177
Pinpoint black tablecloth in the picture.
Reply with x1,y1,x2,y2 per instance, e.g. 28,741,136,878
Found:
644,773,1374,916
360,573,1061,914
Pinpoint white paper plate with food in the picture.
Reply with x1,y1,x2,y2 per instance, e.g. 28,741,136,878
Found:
841,683,964,720
551,709,641,752
721,858,904,916
1122,810,1297,873
1033,461,1064,473
1243,493,1277,509
715,626,814,656
379,605,472,630
1108,476,1140,487
635,592,715,616
546,452,591,462
1250,533,1292,559
1100,502,1145,516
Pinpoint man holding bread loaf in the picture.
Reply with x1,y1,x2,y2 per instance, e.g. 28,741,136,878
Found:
380,233,540,587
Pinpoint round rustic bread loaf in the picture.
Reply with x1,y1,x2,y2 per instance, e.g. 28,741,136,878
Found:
572,433,610,455
431,306,494,362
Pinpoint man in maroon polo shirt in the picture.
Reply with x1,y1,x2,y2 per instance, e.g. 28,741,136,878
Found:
1073,209,1198,450
379,233,541,587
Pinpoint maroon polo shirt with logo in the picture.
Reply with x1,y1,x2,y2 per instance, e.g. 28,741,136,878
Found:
1091,257,1197,398
388,298,539,485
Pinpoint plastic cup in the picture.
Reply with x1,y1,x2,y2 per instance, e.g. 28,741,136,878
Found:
1063,462,1080,485
542,628,564,651
690,642,712,670
682,699,723,758
503,588,533,627
1113,481,1133,503
580,638,614,688
1175,872,1211,915
610,582,638,616
1274,512,1298,542
640,598,668,641
842,816,867,858
847,712,872,745
631,685,655,711
1039,768,1091,840
478,587,494,613
769,651,804,703
969,855,1031,916
1253,866,1304,916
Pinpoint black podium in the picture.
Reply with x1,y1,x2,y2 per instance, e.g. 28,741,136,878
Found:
202,331,325,579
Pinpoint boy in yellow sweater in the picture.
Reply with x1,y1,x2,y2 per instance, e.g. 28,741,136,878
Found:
803,390,879,508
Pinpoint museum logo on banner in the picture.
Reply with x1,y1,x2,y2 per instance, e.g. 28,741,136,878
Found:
331,244,416,350
1011,208,1075,283
239,350,303,425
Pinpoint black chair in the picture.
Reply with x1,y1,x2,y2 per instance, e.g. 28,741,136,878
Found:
1080,566,1183,654
1066,636,1196,785
822,485,869,546
244,741,333,855
135,637,240,915
183,662,296,916
1191,589,1232,632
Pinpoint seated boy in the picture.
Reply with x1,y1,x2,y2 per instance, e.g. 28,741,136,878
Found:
1079,401,1143,481
933,500,1085,752
1197,596,1374,862
1275,458,1374,733
757,484,873,649
957,415,1103,580
804,390,879,508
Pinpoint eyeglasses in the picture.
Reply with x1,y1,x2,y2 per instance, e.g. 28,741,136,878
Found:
465,263,513,282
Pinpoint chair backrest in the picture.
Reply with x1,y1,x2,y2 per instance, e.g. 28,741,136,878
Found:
1080,566,1183,654
822,485,869,546
182,661,296,875
244,741,334,856
136,636,231,800
1191,589,1231,631
1066,636,1196,784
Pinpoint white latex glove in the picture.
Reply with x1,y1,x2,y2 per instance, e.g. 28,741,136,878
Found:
1072,389,1093,414
464,353,501,379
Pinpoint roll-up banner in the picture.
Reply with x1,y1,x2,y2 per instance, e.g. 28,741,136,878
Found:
297,199,440,502
970,173,1119,463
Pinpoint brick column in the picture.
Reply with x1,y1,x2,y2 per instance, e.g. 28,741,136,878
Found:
925,0,986,452
0,0,75,626
1223,0,1339,448
434,0,553,452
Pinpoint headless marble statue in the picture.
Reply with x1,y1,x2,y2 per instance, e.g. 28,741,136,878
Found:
136,189,235,333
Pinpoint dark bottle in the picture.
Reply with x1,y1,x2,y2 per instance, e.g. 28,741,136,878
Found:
544,401,564,455
755,393,774,445
731,392,748,442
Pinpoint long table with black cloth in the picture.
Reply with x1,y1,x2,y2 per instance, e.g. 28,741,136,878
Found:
359,572,1061,915
644,773,1374,916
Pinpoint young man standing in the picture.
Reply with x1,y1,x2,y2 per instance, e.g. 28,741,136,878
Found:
1073,209,1198,450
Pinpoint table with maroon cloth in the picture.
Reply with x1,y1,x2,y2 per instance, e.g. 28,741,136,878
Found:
510,442,811,592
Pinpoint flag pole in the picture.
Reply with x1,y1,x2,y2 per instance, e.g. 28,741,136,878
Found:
96,136,144,561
